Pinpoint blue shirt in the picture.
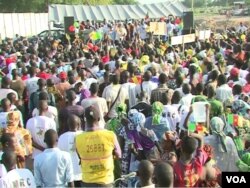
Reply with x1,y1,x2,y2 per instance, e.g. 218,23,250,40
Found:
34,148,74,187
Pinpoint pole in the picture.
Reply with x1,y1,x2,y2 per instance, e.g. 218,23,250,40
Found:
191,0,194,11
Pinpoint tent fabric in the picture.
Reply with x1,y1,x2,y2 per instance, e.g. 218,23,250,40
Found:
49,1,188,22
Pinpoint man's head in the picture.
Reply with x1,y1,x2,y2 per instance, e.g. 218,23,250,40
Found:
112,73,120,85
2,150,17,172
0,133,16,151
89,83,99,95
154,162,174,188
196,83,204,95
7,92,16,105
67,114,81,131
181,136,197,156
182,83,191,95
138,160,154,186
207,85,215,98
1,76,11,88
159,73,168,85
232,84,242,96
44,129,58,148
1,98,11,112
217,74,227,86
66,90,76,103
85,105,100,127
143,71,152,81
29,66,37,77
37,78,46,89
171,91,181,104
11,69,19,79
38,100,48,114
120,71,130,84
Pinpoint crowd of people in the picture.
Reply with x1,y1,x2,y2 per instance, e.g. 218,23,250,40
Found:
0,16,249,188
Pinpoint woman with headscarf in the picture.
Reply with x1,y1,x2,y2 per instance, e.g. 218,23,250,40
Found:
118,109,161,187
144,101,170,141
0,111,32,168
204,117,239,172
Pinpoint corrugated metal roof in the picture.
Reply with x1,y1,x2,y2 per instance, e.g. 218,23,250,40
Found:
49,0,188,22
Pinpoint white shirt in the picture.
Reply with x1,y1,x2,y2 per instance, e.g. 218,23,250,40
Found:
216,84,233,103
102,84,129,118
26,116,56,158
0,168,36,188
179,93,193,107
0,89,18,101
32,106,58,129
58,131,83,181
25,77,39,97
163,105,180,131
34,148,74,187
135,81,158,100
171,104,190,130
81,97,108,128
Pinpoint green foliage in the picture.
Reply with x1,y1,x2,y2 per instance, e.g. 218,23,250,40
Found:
0,0,137,13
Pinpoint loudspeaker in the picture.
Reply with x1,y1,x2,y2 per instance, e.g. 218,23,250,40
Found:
183,11,194,30
64,16,74,34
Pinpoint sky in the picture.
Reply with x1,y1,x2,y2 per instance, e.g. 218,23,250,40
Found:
137,0,169,4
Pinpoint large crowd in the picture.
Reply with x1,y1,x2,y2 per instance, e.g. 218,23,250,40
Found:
0,16,249,188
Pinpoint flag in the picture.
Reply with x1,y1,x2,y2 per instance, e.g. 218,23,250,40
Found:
233,115,243,127
188,122,196,132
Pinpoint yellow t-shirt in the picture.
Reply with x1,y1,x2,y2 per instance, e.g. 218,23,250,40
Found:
76,130,116,184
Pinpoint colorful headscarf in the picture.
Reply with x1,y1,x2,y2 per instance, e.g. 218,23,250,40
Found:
152,102,164,125
106,103,127,133
232,100,250,120
128,109,145,131
236,153,250,172
210,117,227,153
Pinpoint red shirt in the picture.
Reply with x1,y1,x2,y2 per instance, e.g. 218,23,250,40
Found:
243,84,250,94
174,148,208,187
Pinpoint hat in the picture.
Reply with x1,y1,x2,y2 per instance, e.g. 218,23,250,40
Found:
59,71,67,79
230,67,239,77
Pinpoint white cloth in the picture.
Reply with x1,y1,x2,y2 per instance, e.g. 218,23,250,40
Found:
81,97,108,128
58,131,83,181
102,84,128,118
34,148,74,187
122,82,137,109
0,168,36,188
204,135,239,172
163,105,180,131
179,93,193,107
216,84,233,103
26,116,56,158
25,77,39,97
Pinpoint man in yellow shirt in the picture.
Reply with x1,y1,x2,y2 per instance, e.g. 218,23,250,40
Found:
76,106,121,187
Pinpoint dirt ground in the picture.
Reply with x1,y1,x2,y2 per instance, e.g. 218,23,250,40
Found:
195,14,250,32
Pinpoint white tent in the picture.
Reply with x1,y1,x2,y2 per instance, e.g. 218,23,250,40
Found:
49,0,188,22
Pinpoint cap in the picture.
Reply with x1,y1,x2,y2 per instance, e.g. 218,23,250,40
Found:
59,71,67,79
230,67,239,77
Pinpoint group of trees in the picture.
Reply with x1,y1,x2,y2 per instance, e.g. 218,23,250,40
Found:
183,0,250,8
0,0,137,13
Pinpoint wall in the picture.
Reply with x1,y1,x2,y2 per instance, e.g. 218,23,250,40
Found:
0,13,48,39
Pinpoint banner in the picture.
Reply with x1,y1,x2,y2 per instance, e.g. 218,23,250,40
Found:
171,35,183,45
183,33,196,43
150,22,166,35
198,30,211,40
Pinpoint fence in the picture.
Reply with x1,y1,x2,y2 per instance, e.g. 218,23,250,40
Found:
0,13,49,39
